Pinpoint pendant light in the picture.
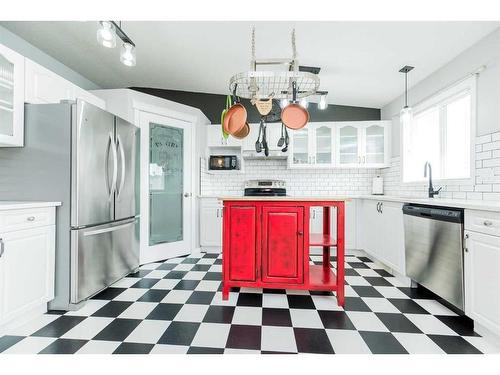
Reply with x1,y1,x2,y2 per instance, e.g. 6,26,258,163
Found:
96,21,137,67
120,42,136,67
97,21,116,48
399,65,414,126
317,91,328,110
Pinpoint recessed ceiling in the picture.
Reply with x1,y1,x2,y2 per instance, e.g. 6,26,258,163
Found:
2,21,499,108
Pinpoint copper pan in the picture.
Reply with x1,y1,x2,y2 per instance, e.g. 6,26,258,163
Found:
224,84,248,135
281,81,309,130
232,122,250,139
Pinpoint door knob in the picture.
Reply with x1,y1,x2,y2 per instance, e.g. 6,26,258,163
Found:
184,193,192,198
297,231,304,236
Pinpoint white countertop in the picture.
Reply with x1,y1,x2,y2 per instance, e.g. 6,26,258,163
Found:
200,195,500,212
0,201,62,210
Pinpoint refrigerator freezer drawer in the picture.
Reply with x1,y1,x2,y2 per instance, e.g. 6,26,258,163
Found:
70,218,139,304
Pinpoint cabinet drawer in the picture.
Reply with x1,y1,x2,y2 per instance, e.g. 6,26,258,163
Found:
0,207,55,233
465,210,500,237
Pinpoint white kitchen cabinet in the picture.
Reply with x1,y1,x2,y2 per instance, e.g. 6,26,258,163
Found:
336,121,391,168
199,198,223,252
289,123,335,168
0,43,25,147
464,214,500,336
0,206,56,332
24,59,105,109
309,200,357,250
207,125,242,147
357,199,405,274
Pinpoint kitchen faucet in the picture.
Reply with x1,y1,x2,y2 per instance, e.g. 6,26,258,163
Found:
424,162,442,198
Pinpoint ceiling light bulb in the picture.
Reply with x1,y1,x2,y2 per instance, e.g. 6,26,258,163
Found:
97,21,116,48
280,98,289,108
400,106,413,126
120,42,136,67
300,97,308,108
318,94,327,110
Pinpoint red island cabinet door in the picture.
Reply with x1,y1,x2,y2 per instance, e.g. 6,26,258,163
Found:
226,205,257,282
262,206,304,284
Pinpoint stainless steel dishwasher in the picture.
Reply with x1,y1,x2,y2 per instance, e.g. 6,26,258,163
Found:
403,204,464,310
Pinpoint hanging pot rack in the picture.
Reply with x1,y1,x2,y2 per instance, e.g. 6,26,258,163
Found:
228,28,320,101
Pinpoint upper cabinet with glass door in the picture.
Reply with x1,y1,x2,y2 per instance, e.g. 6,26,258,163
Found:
336,121,391,168
0,44,24,147
289,123,335,168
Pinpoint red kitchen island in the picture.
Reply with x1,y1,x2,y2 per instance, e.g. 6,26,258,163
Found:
221,197,346,307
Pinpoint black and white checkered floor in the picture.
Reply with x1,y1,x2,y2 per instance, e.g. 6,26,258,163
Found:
1,252,499,354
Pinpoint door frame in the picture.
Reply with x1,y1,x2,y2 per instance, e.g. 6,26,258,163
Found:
137,109,196,265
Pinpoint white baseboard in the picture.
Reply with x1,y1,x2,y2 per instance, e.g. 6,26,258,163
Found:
201,246,222,254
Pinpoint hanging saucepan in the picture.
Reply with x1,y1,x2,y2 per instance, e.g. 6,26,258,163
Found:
281,81,309,130
232,122,250,139
223,84,247,136
220,95,231,139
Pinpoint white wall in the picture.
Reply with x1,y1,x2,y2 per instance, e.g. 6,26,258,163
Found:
382,27,500,157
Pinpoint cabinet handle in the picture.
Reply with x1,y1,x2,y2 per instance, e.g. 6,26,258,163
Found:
464,233,469,252
27,216,36,221
379,202,383,213
376,202,380,212
297,231,304,236
358,156,361,164
0,238,4,258
483,220,493,226
363,156,366,164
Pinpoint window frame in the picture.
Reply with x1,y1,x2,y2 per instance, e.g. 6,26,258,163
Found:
400,75,477,186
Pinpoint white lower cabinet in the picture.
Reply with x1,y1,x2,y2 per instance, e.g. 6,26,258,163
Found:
464,228,500,336
0,207,56,332
199,198,223,252
357,199,405,275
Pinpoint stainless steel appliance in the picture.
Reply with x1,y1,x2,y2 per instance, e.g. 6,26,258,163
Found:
403,204,464,310
0,100,140,310
209,155,238,170
244,180,287,196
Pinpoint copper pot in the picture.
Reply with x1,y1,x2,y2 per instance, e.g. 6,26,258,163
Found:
281,81,309,130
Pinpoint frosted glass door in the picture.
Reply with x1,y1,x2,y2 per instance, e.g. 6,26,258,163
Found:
0,54,14,137
292,128,309,165
364,125,385,164
339,126,359,165
149,123,184,245
315,125,333,165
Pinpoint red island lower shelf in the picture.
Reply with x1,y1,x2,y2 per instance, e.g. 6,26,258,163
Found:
221,199,346,307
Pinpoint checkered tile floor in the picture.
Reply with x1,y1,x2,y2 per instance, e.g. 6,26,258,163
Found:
1,252,499,354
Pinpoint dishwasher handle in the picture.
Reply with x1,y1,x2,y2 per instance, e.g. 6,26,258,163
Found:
402,204,463,223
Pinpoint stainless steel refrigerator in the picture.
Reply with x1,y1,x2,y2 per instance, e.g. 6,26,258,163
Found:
0,99,140,310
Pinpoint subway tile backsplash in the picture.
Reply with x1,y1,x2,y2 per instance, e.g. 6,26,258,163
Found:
380,130,500,201
201,130,500,201
200,158,380,197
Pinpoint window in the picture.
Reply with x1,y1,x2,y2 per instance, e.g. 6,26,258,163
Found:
402,76,475,183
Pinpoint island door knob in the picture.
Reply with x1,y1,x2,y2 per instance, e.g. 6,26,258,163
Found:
297,231,304,236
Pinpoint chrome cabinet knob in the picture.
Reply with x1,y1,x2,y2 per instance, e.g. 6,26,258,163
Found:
183,193,192,198
483,220,493,226
27,216,35,221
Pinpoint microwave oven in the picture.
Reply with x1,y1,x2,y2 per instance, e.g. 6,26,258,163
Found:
209,155,238,170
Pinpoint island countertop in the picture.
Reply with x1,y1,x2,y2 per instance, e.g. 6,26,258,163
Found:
218,196,351,202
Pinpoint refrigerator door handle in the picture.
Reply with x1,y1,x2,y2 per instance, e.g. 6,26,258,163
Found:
105,132,118,200
116,134,126,199
83,220,135,237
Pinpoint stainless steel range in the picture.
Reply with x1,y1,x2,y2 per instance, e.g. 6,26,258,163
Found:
244,180,287,196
